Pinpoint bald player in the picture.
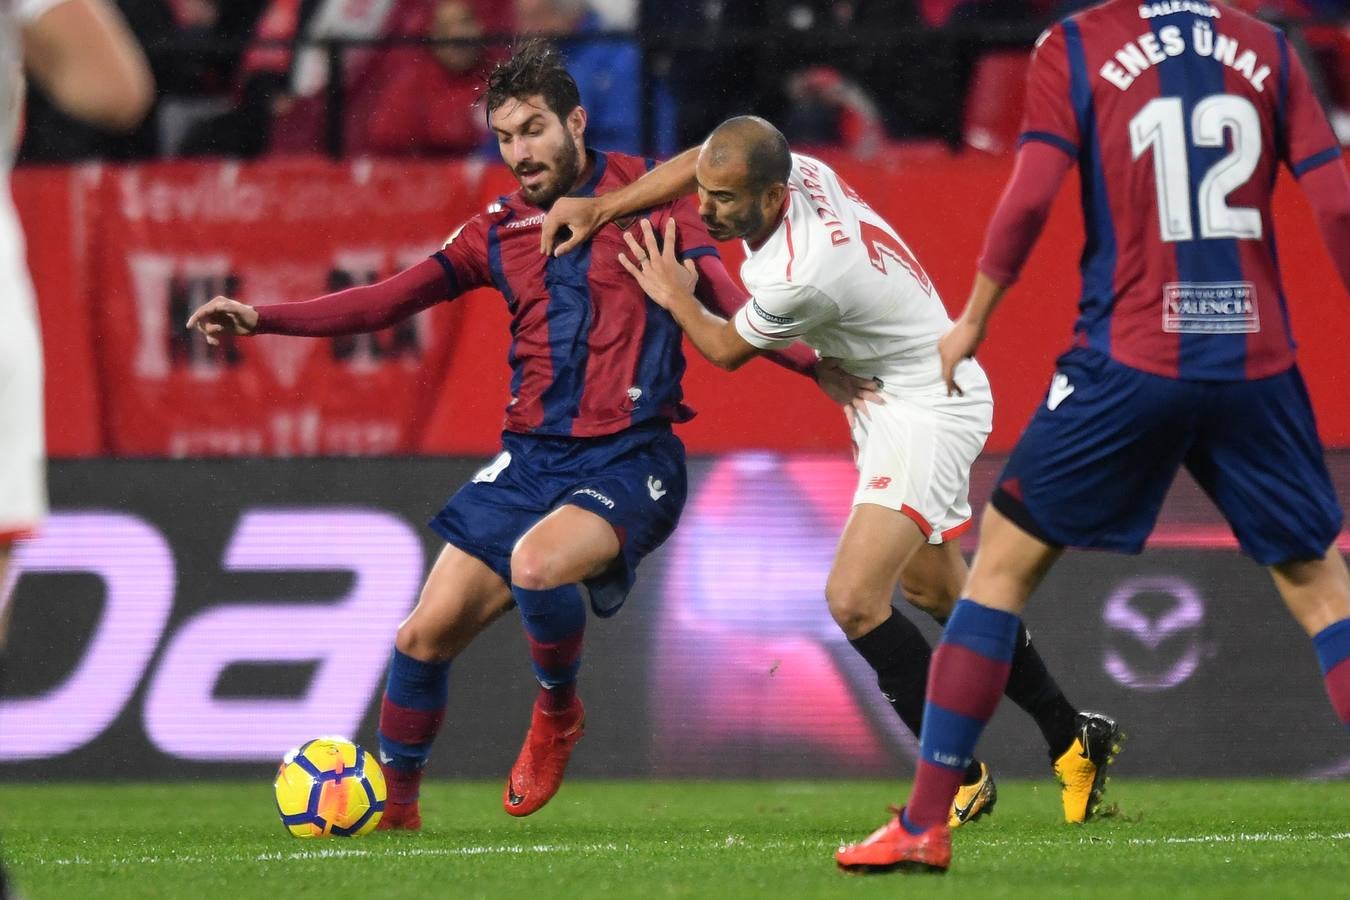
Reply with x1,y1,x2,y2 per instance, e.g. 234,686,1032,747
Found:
543,116,1120,830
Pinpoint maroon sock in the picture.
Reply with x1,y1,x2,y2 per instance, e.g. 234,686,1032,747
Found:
377,694,446,805
527,630,584,714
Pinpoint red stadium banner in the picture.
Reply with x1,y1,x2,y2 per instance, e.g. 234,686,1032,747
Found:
89,158,490,456
15,151,1350,457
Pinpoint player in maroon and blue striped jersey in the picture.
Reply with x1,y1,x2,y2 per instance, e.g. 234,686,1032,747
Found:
837,0,1350,874
187,42,843,829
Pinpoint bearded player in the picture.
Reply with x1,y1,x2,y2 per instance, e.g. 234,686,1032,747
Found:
187,42,849,828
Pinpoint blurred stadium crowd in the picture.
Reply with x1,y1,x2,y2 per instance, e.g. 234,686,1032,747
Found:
16,0,1350,164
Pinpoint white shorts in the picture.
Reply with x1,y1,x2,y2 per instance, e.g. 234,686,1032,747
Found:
0,285,46,541
849,361,992,544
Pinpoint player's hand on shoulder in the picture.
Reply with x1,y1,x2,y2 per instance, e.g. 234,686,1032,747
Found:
814,357,884,427
185,296,259,346
619,218,698,309
541,196,606,257
938,315,984,397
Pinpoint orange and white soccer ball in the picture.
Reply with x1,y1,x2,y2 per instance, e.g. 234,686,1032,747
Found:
273,737,386,837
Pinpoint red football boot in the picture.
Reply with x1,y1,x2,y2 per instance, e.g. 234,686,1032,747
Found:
502,697,585,817
376,799,422,831
835,807,951,874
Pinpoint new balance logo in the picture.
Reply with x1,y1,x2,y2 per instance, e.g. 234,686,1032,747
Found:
866,476,892,490
647,476,667,501
1047,372,1075,410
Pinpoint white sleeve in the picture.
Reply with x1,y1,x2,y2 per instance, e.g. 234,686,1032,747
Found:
733,282,836,350
18,0,73,23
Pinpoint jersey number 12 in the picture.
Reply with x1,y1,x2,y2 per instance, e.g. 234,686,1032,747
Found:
1129,94,1263,242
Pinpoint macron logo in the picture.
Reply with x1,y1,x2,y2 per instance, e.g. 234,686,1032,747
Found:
647,476,667,501
573,488,615,509
1047,372,1075,411
505,214,546,230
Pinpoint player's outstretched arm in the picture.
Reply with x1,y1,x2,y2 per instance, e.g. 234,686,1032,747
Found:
185,257,453,342
23,0,153,132
620,218,757,370
541,147,700,257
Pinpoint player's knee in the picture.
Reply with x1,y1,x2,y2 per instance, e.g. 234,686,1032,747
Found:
393,617,455,664
825,577,886,637
509,543,566,591
900,578,956,620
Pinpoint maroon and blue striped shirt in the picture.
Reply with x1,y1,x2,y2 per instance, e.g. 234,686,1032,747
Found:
438,150,721,436
1021,0,1341,381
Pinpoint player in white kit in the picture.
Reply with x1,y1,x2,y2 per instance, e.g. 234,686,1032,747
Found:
2,7,148,893
0,17,149,894
545,116,1117,826
0,0,150,589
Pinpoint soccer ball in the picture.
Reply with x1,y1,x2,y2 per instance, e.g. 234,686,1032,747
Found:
273,736,386,838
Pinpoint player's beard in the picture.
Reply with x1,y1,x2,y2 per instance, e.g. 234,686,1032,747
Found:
704,203,764,242
517,138,583,209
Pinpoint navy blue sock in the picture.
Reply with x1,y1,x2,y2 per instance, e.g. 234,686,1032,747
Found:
512,584,587,712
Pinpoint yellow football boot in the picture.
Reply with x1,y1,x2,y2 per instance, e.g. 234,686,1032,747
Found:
948,760,997,828
1052,712,1123,823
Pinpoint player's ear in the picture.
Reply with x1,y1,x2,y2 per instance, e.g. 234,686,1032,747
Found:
566,105,587,143
765,181,787,210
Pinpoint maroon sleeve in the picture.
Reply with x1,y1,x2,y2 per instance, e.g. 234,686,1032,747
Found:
254,256,454,336
692,254,817,378
1017,25,1078,158
1281,37,1341,178
691,253,745,318
976,141,1075,286
1298,160,1350,296
437,213,495,291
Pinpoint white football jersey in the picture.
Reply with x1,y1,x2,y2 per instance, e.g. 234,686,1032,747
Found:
734,153,982,394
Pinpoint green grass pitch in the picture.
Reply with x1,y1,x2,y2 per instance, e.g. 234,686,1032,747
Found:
2,780,1348,898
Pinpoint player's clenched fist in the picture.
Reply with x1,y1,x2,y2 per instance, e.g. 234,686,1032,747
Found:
185,296,259,346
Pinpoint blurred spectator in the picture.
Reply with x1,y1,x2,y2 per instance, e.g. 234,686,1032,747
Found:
181,0,427,156
348,0,493,156
19,0,220,161
641,1,768,149
586,0,636,29
760,1,967,144
515,0,647,153
782,65,884,159
178,0,323,157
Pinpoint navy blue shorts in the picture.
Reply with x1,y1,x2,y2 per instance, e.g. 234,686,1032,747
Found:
993,348,1343,565
429,422,688,616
